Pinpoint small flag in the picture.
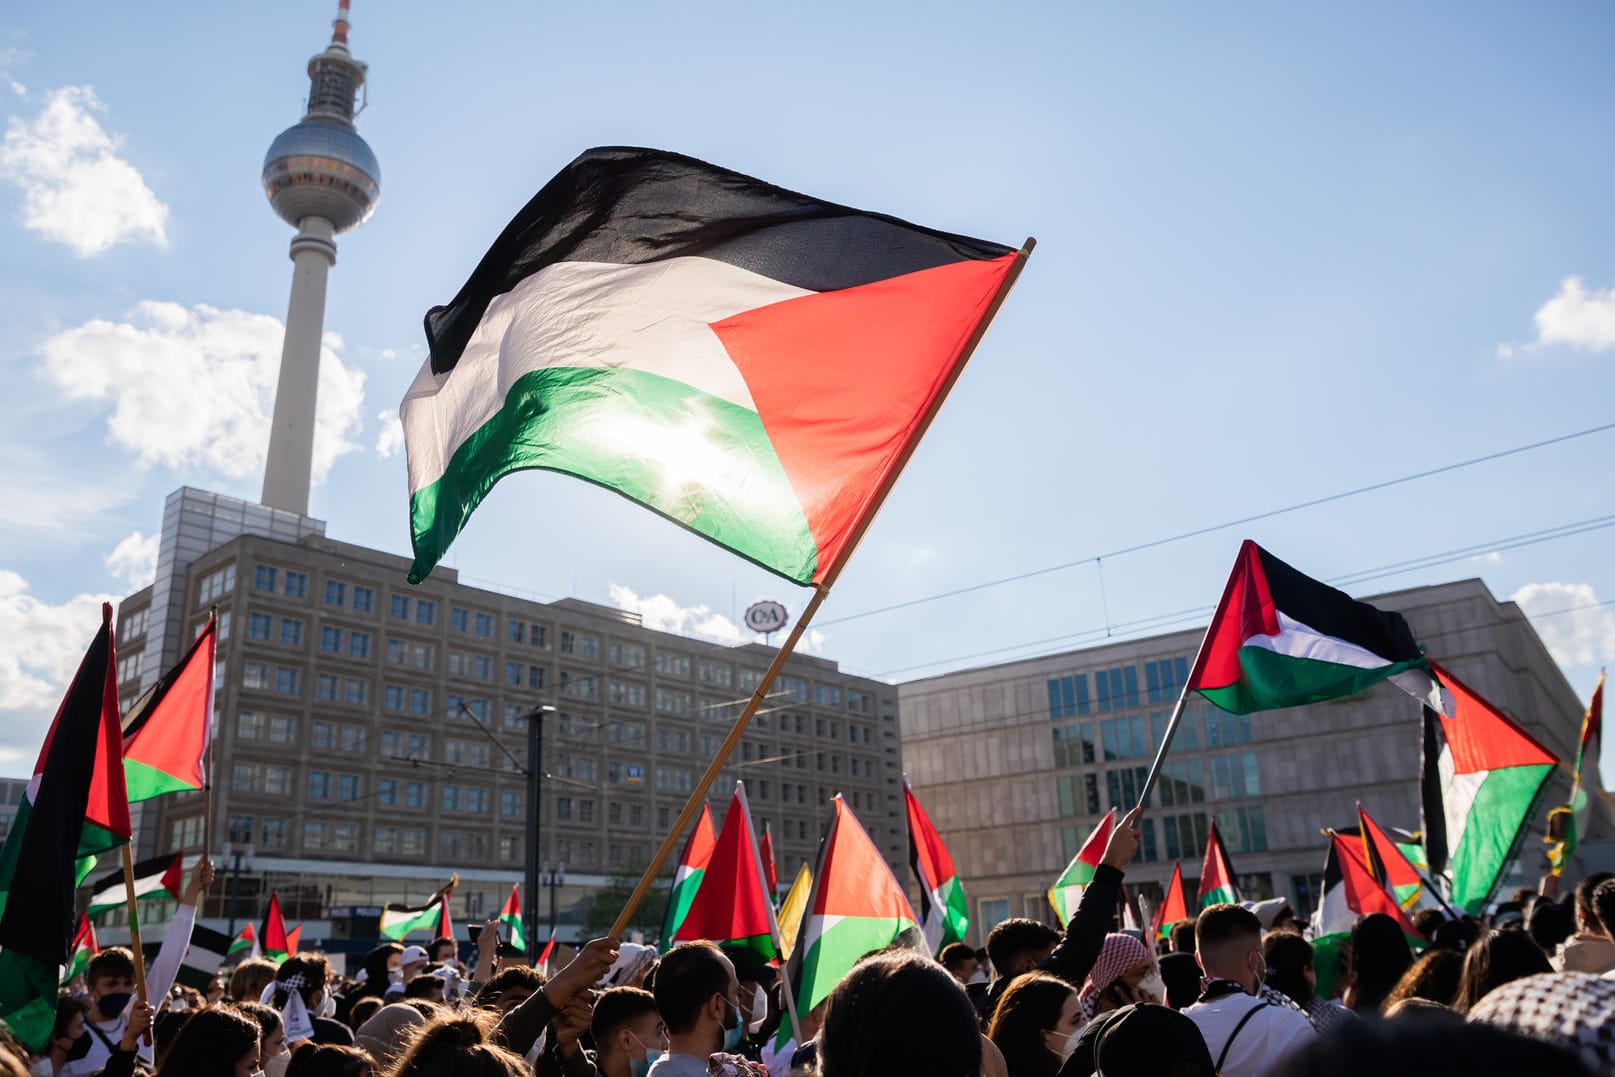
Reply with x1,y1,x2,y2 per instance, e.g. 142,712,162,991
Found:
435,893,454,947
1047,809,1115,927
121,616,214,802
775,864,812,961
1187,540,1439,715
671,784,777,966
401,146,1023,587
1198,821,1239,907
380,877,458,941
1357,805,1427,910
85,851,183,915
63,914,98,984
780,796,918,1051
1549,671,1604,875
1120,888,1142,933
1421,661,1557,914
1309,831,1416,1000
1152,861,1188,941
537,935,556,972
760,821,779,897
499,883,526,954
905,777,970,953
176,924,232,992
659,803,717,952
228,923,260,959
0,605,130,1051
285,924,303,956
263,892,290,962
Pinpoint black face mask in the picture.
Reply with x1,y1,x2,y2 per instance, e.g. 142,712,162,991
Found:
96,992,132,1020
63,1033,92,1062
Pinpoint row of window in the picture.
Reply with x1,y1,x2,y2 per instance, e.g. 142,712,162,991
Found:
1046,657,1192,720
1051,706,1253,768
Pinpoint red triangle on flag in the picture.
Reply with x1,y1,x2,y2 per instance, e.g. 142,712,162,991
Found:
263,892,289,957
1152,861,1188,939
1430,661,1558,773
674,785,776,955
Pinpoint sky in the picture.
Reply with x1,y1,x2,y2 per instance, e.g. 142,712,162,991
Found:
1,2,1613,780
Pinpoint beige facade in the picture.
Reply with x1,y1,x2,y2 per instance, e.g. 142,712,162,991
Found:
900,578,1593,944
113,488,902,943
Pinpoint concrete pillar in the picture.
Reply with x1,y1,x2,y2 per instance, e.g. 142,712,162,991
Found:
261,216,337,516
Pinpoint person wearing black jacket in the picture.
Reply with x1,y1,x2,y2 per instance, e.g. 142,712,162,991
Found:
981,807,1141,1022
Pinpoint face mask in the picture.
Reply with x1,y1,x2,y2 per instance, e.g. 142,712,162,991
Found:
316,990,336,1019
720,996,744,1052
1249,955,1269,995
64,1034,92,1062
1138,971,1167,1004
96,992,132,1020
747,984,767,1034
388,968,404,986
1046,1029,1082,1063
629,1035,665,1077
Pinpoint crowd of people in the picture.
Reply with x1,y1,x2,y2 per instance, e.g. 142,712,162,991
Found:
9,810,1615,1076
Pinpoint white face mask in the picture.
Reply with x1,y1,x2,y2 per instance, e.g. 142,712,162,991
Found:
1138,971,1167,1004
316,990,336,1019
747,984,767,1034
1046,1029,1082,1063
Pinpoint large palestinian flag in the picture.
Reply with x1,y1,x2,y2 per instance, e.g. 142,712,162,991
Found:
121,616,214,802
784,795,919,1047
1186,541,1440,715
1047,809,1115,926
660,802,717,952
401,146,1025,586
1197,820,1240,908
904,778,969,952
85,851,183,915
1422,661,1557,915
671,784,777,965
0,605,130,1050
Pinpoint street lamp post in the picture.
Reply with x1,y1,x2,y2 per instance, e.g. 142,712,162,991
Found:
544,863,565,941
524,705,554,964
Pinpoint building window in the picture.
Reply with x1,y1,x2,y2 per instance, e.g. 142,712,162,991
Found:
1216,807,1269,854
345,678,369,704
1159,759,1207,807
308,771,332,799
1047,675,1091,719
254,566,277,592
474,612,493,638
409,688,432,714
1204,708,1254,748
338,774,361,801
283,572,308,599
471,655,492,680
1145,657,1191,705
415,600,437,626
390,595,409,619
451,608,470,633
260,818,286,847
979,899,1011,933
320,626,342,653
316,674,339,701
378,779,398,806
242,662,269,690
273,667,299,695
198,564,236,606
508,620,525,644
325,580,346,606
442,785,461,811
1094,666,1140,712
384,684,406,711
505,661,523,686
352,586,374,613
248,613,272,640
304,820,329,850
1209,753,1261,800
404,782,425,808
699,660,732,688
466,787,488,813
501,791,521,817
610,641,646,668
349,631,372,659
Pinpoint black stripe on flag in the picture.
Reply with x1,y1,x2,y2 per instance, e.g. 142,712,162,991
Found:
1256,546,1424,663
424,146,1015,374
178,925,232,993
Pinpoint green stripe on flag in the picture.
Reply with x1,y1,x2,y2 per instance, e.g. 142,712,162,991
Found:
661,867,706,953
123,758,200,803
1198,648,1430,715
939,877,970,948
1200,886,1237,908
798,916,917,1018
409,367,818,586
0,949,58,1052
1449,763,1554,914
380,906,441,940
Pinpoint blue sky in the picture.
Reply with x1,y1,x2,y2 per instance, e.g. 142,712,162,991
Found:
1,2,1612,779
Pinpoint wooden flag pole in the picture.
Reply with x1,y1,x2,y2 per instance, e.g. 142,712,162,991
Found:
609,238,1036,938
121,843,150,1004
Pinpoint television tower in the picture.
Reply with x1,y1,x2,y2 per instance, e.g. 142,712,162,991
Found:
260,0,380,515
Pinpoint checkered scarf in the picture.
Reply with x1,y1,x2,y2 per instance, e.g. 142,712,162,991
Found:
1079,933,1150,1021
1466,971,1615,1074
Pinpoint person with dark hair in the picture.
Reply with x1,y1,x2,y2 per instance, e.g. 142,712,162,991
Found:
1453,930,1552,1012
493,938,616,1064
1270,1011,1594,1077
1592,877,1615,951
336,943,404,1026
152,1006,261,1077
266,953,354,1047
987,972,1079,1077
1262,932,1349,1033
347,997,383,1031
941,942,980,984
1074,934,1161,1022
34,995,90,1075
1382,949,1463,1011
591,986,667,1077
1411,909,1445,943
1429,917,1481,954
429,937,459,966
1557,872,1615,972
1060,1003,1216,1077
404,975,447,1003
284,1043,375,1077
1184,904,1314,1076
1157,953,1203,1010
1344,913,1413,1014
820,950,981,1077
1525,898,1573,957
645,941,743,1076
1169,918,1197,955
230,1000,287,1075
389,1013,528,1077
982,808,1142,1020
472,967,545,1014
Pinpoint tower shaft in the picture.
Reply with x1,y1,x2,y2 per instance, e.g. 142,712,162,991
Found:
261,218,337,515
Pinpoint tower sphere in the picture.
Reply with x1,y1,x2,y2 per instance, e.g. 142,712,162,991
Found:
262,118,380,233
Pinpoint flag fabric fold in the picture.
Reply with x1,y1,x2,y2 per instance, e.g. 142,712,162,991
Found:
64,914,99,984
401,145,1021,586
85,852,184,915
904,778,969,952
1198,821,1240,908
263,892,290,961
177,925,233,992
1421,661,1557,915
120,616,214,802
760,821,779,898
1549,671,1604,875
0,605,130,1051
1356,805,1431,911
660,803,717,952
1047,809,1115,927
1152,861,1189,941
670,784,777,966
1187,540,1439,715
380,878,458,941
775,864,812,962
228,922,260,959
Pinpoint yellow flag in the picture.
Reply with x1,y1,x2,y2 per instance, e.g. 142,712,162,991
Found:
775,864,812,960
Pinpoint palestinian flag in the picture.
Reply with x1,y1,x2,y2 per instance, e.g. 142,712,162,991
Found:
776,864,811,961
904,778,969,952
1309,831,1417,999
228,922,260,958
1422,661,1557,915
286,924,303,955
1047,809,1115,927
262,892,290,961
1152,861,1189,941
537,935,556,973
1393,829,1430,874
175,924,232,992
1198,821,1239,908
0,605,130,1051
499,883,526,953
1120,888,1143,933
1549,670,1603,875
659,802,716,952
402,146,1027,586
433,895,453,947
1187,540,1440,715
1357,805,1429,910
121,616,214,802
63,914,98,984
380,877,458,941
672,784,777,965
760,821,780,896
782,795,918,1050
85,851,183,915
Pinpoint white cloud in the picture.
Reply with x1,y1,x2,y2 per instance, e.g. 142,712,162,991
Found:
1509,277,1615,355
104,530,158,591
0,441,140,543
39,300,366,485
1511,581,1615,668
608,583,826,653
375,409,404,458
0,85,168,256
0,569,117,768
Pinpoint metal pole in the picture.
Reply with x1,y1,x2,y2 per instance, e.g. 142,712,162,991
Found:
226,849,241,939
547,867,560,940
525,706,544,963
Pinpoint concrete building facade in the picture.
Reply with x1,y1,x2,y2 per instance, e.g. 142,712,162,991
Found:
900,578,1595,943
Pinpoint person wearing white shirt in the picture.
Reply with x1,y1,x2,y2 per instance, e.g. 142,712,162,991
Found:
1184,904,1314,1077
